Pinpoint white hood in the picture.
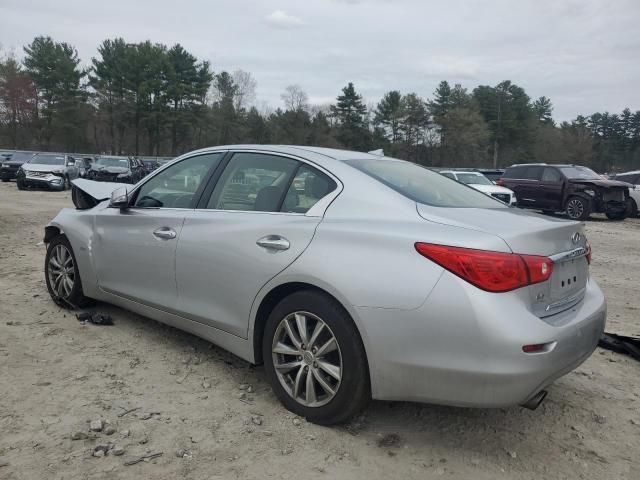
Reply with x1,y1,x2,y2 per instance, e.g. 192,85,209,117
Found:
468,183,514,195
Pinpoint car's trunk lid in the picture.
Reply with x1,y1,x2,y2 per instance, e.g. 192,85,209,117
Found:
416,204,589,317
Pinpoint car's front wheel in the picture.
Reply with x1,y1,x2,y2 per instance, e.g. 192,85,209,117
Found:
565,196,591,220
263,290,370,425
45,234,92,308
16,178,26,190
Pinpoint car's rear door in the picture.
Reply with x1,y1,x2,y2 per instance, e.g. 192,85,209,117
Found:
93,152,225,310
175,150,338,338
538,167,564,210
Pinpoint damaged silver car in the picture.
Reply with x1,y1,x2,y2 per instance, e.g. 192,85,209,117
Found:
44,145,606,424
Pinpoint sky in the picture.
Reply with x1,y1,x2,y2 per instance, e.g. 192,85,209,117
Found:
1,0,639,121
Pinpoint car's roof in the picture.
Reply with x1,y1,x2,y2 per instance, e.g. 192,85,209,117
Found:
614,170,640,175
508,163,580,168
191,145,385,162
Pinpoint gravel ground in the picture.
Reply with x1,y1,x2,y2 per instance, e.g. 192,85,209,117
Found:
0,181,638,480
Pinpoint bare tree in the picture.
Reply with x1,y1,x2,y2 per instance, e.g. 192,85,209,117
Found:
232,69,256,111
281,84,308,112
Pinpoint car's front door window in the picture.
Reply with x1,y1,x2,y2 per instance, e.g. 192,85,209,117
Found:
134,153,223,209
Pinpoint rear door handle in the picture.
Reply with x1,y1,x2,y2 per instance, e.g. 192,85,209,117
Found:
153,227,177,240
256,235,290,251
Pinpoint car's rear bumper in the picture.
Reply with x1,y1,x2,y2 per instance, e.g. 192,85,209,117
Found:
357,272,606,407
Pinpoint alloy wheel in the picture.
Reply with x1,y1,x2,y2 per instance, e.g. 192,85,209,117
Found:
272,311,342,407
566,199,584,219
48,244,75,299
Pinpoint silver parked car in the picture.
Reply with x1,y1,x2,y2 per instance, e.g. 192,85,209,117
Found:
18,152,80,190
44,146,606,424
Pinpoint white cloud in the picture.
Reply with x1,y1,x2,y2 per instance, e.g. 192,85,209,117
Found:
264,10,304,29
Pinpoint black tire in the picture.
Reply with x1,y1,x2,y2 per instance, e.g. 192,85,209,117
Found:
44,234,93,308
565,196,591,221
1,178,9,182
62,176,70,190
17,178,26,190
263,290,370,425
626,198,638,218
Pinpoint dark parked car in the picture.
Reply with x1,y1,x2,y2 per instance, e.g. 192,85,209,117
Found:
17,153,81,190
87,155,146,183
140,158,161,174
1,151,35,181
477,168,505,184
498,163,631,220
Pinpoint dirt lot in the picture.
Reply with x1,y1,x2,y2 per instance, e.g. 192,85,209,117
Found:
0,181,638,480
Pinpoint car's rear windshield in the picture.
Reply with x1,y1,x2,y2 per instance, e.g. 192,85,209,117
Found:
345,159,505,208
559,166,601,180
30,154,65,165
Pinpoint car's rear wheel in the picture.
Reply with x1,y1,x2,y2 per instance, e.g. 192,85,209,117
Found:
263,290,370,425
626,198,638,218
45,235,92,308
565,196,590,220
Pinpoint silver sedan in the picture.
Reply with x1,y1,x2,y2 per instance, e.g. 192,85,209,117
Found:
44,146,606,424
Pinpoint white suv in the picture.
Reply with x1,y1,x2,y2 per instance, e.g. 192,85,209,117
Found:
440,170,517,206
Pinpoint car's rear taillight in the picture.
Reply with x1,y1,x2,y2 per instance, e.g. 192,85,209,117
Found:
414,243,553,293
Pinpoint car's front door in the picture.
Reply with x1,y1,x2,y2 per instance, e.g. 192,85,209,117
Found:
175,151,338,337
93,152,225,310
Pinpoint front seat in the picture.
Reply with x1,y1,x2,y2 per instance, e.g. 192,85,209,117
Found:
254,186,282,212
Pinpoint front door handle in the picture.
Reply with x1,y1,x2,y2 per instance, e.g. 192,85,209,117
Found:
256,235,290,251
153,227,177,240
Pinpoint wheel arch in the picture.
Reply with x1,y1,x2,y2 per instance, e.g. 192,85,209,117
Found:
249,280,372,376
44,224,63,244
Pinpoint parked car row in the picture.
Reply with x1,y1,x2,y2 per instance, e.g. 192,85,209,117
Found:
438,163,639,221
0,150,167,191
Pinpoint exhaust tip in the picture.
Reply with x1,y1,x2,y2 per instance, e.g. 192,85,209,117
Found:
521,390,547,410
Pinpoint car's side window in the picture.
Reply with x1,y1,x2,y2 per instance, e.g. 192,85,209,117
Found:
133,153,223,209
206,152,299,212
541,167,561,182
281,165,337,214
524,166,543,181
441,172,455,180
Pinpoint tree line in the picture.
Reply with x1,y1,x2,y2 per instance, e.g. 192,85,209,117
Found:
1,36,639,172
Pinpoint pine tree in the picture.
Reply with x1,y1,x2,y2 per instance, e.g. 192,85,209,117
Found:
374,90,402,143
330,82,368,149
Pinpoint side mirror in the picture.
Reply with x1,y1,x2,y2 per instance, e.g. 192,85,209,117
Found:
66,159,75,166
109,186,132,209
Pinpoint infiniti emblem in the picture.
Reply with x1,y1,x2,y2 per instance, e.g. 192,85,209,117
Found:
571,232,581,244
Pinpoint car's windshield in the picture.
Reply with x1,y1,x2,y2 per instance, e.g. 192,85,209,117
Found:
29,154,65,166
455,173,493,186
559,166,601,180
8,152,33,162
95,156,129,168
346,159,505,208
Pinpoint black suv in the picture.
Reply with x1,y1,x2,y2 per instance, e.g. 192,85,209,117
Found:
498,163,631,220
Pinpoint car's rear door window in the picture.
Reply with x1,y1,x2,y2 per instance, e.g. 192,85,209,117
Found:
206,152,299,212
345,159,504,208
281,165,337,213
